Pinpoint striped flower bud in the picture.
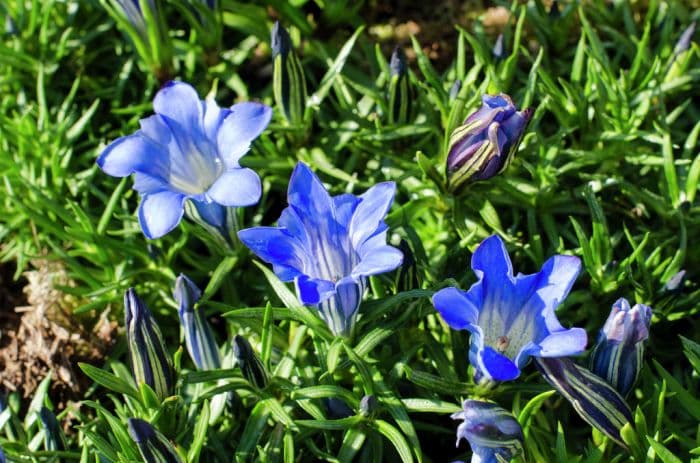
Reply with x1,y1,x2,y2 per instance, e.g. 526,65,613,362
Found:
272,21,308,126
590,298,652,397
39,407,66,451
175,274,222,371
233,335,268,389
451,400,523,463
387,46,413,124
446,94,532,192
535,357,633,449
396,239,420,292
125,288,174,402
128,418,184,463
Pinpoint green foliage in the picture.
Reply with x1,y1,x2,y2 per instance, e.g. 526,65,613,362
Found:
0,0,699,462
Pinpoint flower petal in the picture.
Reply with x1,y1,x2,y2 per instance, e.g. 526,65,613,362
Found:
237,227,306,281
333,193,360,230
138,191,186,239
470,235,514,283
97,134,168,178
348,182,396,248
479,346,520,381
296,275,335,305
351,245,403,278
432,287,480,330
536,327,588,357
287,163,349,279
153,81,204,138
217,102,272,167
207,168,261,206
203,99,230,142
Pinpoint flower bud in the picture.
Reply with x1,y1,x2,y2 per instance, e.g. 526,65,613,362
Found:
39,407,65,451
396,239,420,292
233,335,268,389
324,398,354,419
272,21,308,126
359,395,378,418
674,21,696,56
387,46,413,124
449,80,462,101
128,418,184,463
535,357,633,449
446,94,532,192
451,400,523,462
492,34,505,60
590,298,652,397
175,274,221,371
125,288,174,402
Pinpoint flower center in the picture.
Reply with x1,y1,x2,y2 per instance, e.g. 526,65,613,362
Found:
169,149,223,195
496,336,510,353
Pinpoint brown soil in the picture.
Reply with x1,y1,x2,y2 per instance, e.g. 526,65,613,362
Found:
0,259,117,407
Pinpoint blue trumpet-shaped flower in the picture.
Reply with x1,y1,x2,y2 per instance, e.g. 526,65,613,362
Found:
590,298,652,397
452,400,524,463
175,274,221,371
238,162,403,336
97,81,272,239
432,235,587,383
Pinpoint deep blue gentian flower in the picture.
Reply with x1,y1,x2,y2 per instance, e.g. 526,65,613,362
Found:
97,81,272,239
238,162,403,336
452,400,524,463
432,235,587,383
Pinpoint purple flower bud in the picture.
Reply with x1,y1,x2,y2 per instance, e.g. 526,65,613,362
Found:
590,298,652,396
446,94,532,192
674,21,696,56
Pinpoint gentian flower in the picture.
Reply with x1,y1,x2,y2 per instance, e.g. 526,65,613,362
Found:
589,298,652,397
446,94,532,192
432,235,587,383
238,162,403,336
125,288,174,401
0,444,5,463
175,274,221,371
128,418,184,463
451,400,523,463
97,81,272,239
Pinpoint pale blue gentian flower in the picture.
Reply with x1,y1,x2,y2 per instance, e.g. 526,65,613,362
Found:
238,162,403,336
432,235,587,383
452,400,524,463
97,81,271,239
